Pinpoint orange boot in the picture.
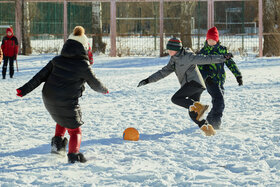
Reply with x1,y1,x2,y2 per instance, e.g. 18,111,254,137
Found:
189,102,209,121
200,123,216,136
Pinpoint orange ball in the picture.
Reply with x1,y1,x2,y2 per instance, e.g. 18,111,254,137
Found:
123,127,139,141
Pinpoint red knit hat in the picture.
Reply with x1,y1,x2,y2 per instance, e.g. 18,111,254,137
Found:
206,27,219,42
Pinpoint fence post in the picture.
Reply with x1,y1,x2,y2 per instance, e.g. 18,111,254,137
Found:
207,0,214,29
15,0,22,54
63,0,68,42
159,0,164,57
258,0,263,57
110,0,117,57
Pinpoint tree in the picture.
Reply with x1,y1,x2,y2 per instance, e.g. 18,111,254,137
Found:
92,2,106,54
263,0,280,56
21,1,32,55
180,2,197,49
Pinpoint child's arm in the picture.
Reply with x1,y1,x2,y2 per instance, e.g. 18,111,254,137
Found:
147,59,175,83
221,47,242,85
16,61,53,97
184,49,225,65
225,58,242,85
225,55,242,77
83,67,108,94
14,37,19,58
138,59,175,87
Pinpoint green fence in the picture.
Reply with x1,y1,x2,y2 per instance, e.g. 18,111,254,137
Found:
0,1,259,56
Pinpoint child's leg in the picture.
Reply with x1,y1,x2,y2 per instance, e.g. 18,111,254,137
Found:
171,83,206,126
2,56,8,79
172,82,215,135
187,92,207,127
205,82,225,128
9,57,14,78
171,81,204,109
67,127,82,153
188,111,207,127
55,123,67,137
51,124,68,154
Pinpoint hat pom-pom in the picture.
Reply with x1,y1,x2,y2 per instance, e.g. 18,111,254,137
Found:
73,26,85,36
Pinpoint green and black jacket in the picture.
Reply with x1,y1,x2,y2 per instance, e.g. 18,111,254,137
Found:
198,41,241,86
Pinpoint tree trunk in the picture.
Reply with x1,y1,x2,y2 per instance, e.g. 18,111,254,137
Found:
263,0,280,56
180,2,197,49
92,2,106,54
21,1,32,55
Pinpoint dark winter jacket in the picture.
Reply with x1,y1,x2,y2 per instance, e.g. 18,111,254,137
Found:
198,42,242,86
1,36,18,57
148,47,226,88
18,39,108,129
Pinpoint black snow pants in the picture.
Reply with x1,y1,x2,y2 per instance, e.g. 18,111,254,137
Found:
171,81,206,127
205,78,225,129
2,56,15,79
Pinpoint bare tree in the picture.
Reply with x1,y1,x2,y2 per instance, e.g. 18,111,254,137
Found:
263,0,280,56
180,1,197,49
92,2,106,54
21,1,32,55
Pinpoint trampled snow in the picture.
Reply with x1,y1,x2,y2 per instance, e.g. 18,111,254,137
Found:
0,54,279,186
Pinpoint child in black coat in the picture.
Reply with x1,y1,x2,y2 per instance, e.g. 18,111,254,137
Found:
16,26,108,163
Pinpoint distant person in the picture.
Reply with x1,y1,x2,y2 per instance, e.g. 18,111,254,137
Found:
16,26,108,163
1,27,18,79
198,27,243,130
137,37,232,136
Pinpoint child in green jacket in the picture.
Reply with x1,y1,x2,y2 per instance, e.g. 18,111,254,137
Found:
198,27,243,129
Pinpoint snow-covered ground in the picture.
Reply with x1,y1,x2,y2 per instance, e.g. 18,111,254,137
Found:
0,54,280,186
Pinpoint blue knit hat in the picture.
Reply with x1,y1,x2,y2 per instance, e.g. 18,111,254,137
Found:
166,37,182,51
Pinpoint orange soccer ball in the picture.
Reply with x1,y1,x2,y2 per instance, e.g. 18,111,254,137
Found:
123,127,139,141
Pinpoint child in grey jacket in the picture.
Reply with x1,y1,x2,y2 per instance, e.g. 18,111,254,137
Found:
138,37,232,136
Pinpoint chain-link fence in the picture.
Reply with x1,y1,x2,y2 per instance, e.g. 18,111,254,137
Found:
0,0,260,57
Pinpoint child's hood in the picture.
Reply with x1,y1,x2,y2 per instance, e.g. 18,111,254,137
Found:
6,28,14,38
60,39,89,61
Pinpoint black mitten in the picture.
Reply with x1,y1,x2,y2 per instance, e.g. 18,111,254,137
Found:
224,53,233,60
236,76,243,86
137,78,149,87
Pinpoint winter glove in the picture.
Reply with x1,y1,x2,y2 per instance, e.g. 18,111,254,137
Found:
103,90,109,95
236,76,243,86
137,78,149,87
224,53,233,60
16,89,23,97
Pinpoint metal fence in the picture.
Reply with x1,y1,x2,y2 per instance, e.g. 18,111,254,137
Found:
0,0,262,57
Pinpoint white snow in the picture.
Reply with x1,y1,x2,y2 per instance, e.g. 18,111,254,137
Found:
0,54,280,186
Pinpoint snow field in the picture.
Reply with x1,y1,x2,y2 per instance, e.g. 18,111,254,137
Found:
0,55,280,186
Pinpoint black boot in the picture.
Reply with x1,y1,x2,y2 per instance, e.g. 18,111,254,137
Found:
51,136,68,155
68,152,87,163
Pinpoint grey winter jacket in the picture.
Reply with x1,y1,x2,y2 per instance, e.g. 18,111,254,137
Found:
148,48,226,88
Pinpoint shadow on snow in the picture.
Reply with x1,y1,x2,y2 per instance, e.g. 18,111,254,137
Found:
0,128,195,158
